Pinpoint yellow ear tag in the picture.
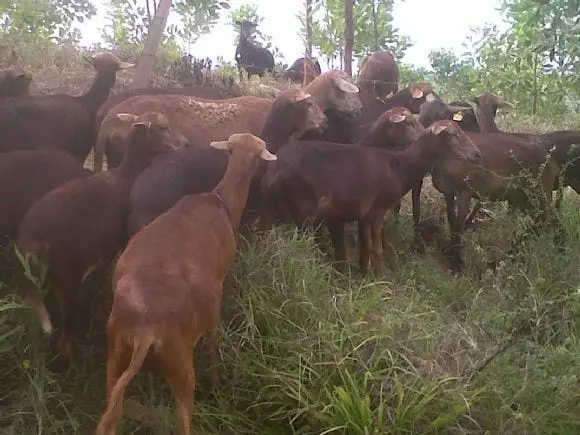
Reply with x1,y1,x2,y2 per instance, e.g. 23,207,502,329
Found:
452,112,464,121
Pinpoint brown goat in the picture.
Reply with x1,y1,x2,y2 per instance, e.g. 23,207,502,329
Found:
357,51,400,99
95,133,276,435
260,113,482,275
94,85,232,131
461,92,580,215
15,112,186,364
0,66,32,98
415,131,560,272
0,52,133,162
0,149,92,244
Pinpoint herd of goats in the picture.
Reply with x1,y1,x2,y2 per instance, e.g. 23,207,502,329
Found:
0,29,579,434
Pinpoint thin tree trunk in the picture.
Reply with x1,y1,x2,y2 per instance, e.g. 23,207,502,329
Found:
344,0,354,75
133,0,172,89
372,0,379,51
306,0,313,57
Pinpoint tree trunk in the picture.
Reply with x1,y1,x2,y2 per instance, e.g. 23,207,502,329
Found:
133,0,172,89
305,0,313,57
343,0,354,76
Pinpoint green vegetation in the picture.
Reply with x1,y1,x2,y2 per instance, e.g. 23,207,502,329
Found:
0,0,579,433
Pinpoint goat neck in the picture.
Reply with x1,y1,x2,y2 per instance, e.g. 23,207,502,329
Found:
387,131,442,195
117,133,157,180
259,111,301,154
473,104,500,132
356,120,406,150
382,88,414,109
78,68,118,115
213,150,262,230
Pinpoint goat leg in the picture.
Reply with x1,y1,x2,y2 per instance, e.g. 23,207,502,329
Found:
370,211,385,275
328,221,347,273
449,191,472,274
357,218,372,275
464,199,482,228
411,179,424,227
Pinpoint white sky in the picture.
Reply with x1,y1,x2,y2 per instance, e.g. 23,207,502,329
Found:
79,0,507,70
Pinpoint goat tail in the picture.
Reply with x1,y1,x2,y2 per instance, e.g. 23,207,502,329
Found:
96,332,154,435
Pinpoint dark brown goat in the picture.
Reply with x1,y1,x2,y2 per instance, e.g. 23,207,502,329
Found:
285,57,322,84
260,113,482,275
0,52,133,162
0,66,32,98
0,150,92,244
358,51,399,99
95,133,276,435
303,82,440,144
15,112,186,364
126,88,327,235
419,99,481,133
234,20,274,79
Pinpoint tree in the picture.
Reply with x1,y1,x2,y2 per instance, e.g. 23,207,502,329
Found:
102,0,230,50
305,0,313,57
311,0,412,70
0,0,96,42
344,0,354,75
133,0,172,88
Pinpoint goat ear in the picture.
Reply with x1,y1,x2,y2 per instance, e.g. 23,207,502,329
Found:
411,86,424,99
258,84,280,97
430,123,449,135
334,77,359,93
260,148,277,161
117,61,135,69
425,93,438,102
447,105,472,112
292,91,311,102
210,140,231,151
82,54,95,66
133,121,151,129
13,72,30,81
116,113,138,123
388,113,406,123
498,100,515,110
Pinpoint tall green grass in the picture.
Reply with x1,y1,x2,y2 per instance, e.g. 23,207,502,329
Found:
1,195,580,434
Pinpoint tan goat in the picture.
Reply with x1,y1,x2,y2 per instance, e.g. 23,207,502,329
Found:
93,70,361,172
95,133,276,435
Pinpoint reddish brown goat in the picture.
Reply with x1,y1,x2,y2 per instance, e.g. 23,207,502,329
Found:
95,133,276,435
358,51,400,99
0,66,32,98
15,112,187,364
0,52,133,162
94,85,234,131
260,112,482,275
0,149,91,243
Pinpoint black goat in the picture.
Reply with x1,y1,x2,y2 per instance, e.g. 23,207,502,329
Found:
234,20,274,79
